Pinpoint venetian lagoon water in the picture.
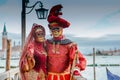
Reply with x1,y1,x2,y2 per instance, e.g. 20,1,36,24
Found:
82,56,120,80
0,56,120,80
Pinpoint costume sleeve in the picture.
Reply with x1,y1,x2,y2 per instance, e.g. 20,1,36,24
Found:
77,51,86,70
26,42,34,57
68,43,86,71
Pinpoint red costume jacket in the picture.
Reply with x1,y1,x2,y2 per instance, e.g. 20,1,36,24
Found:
46,37,86,80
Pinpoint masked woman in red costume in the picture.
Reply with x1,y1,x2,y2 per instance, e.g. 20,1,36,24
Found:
19,23,47,80
46,4,86,80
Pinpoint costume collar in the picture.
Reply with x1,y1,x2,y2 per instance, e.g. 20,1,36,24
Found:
47,37,72,45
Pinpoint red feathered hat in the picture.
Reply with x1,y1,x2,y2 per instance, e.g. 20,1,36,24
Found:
49,4,63,16
47,4,70,29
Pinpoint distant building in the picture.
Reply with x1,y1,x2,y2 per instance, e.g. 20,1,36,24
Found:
2,23,7,51
0,24,21,58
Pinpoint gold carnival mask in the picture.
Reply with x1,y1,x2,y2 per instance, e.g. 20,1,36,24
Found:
51,27,63,37
34,28,45,42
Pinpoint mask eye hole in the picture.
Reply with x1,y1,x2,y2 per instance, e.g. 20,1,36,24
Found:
34,28,44,38
51,27,60,32
35,32,44,37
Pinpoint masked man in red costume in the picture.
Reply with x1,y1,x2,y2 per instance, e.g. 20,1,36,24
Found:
46,4,86,80
19,23,47,80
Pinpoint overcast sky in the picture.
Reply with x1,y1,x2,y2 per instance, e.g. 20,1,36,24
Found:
0,0,120,38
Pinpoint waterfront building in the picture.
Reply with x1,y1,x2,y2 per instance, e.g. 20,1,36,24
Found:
2,23,7,51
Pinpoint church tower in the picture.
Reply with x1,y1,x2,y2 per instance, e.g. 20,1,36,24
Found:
2,23,7,51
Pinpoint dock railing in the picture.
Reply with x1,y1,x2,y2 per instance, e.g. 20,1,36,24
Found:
0,67,20,80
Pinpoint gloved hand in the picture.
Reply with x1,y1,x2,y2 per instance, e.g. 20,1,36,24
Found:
21,59,29,72
72,67,81,76
72,67,87,80
27,55,35,70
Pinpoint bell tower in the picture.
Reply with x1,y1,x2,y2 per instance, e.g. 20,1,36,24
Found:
2,23,7,51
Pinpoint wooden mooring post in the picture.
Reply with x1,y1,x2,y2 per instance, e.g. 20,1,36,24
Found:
6,39,11,80
93,48,96,80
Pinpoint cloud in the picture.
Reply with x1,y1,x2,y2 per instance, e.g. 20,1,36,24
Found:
94,9,120,29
